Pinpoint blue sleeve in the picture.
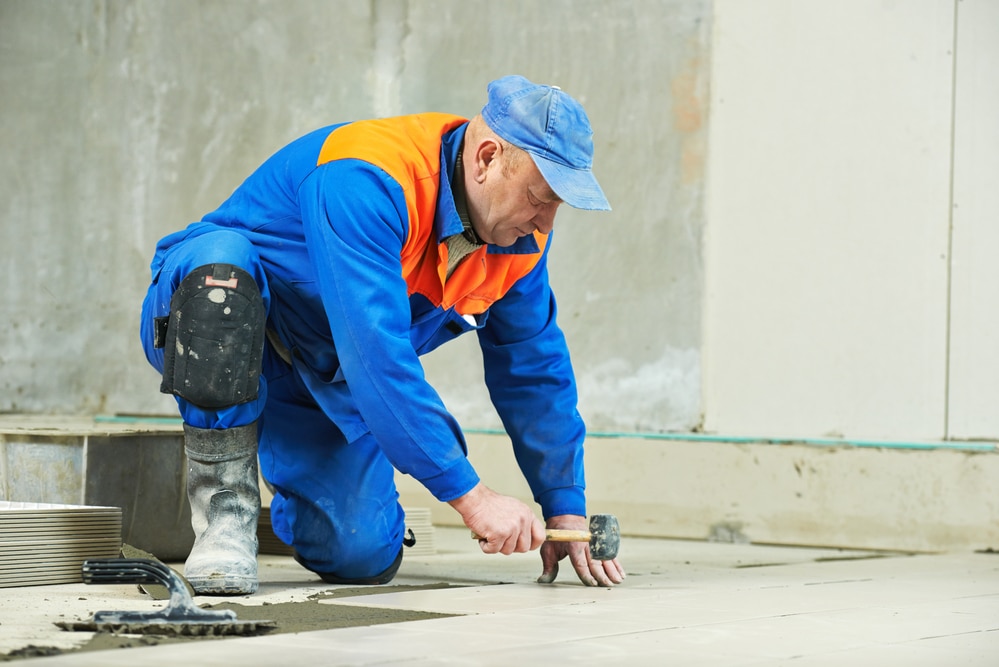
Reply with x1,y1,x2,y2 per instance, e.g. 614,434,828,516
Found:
297,159,480,502
476,241,587,519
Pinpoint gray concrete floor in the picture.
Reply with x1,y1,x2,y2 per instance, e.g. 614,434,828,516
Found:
2,527,997,665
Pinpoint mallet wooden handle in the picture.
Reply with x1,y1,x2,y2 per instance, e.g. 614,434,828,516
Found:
472,529,592,542
543,529,592,542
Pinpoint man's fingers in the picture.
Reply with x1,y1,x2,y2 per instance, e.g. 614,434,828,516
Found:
537,560,558,584
604,558,626,582
475,532,514,555
588,557,626,587
570,544,626,587
460,487,545,556
477,522,541,555
588,560,614,587
538,542,560,584
568,547,598,586
530,519,547,551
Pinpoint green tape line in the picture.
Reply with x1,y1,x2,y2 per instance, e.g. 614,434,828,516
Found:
94,417,996,453
461,428,998,453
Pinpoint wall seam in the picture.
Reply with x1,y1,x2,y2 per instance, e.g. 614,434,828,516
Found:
943,0,961,440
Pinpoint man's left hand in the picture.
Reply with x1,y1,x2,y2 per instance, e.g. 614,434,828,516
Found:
536,514,625,587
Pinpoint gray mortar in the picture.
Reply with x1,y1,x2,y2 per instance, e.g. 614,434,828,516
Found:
0,584,462,662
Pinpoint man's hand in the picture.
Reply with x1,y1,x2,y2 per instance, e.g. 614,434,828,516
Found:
537,514,626,587
449,482,545,555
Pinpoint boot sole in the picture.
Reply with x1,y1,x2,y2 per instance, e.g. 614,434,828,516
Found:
188,575,258,596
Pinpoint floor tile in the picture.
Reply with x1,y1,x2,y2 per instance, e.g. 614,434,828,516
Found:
5,529,997,666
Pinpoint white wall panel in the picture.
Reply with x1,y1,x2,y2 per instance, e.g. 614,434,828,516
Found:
703,0,955,439
947,0,999,439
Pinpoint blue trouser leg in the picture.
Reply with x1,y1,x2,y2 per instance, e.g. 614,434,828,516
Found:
140,229,270,429
139,229,270,594
140,228,403,582
257,352,406,582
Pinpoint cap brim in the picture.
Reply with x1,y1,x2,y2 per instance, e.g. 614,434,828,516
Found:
530,155,611,211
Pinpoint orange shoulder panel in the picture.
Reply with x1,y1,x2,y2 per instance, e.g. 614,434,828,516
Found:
317,113,467,278
316,113,547,316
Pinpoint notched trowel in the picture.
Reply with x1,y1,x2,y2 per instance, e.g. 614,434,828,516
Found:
56,558,276,636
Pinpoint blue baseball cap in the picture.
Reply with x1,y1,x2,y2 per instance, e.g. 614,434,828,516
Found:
481,75,611,211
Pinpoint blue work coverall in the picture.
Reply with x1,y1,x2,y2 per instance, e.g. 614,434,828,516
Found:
140,113,587,580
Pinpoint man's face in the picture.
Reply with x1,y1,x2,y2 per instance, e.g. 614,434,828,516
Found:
467,146,563,247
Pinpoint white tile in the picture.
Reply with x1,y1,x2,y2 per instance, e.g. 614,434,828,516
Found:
9,531,999,667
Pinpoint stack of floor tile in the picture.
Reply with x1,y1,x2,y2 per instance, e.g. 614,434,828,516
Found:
403,506,436,556
258,505,436,557
0,501,122,588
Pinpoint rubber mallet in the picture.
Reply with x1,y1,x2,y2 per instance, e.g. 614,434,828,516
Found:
474,513,620,560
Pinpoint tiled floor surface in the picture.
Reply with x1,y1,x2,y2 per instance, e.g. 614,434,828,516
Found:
1,527,997,665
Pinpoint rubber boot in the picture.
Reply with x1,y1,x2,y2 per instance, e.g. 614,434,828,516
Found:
183,422,261,595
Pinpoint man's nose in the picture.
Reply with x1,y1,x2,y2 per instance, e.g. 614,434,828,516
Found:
532,204,559,234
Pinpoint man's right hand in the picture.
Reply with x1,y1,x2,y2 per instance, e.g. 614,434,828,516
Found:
448,482,545,555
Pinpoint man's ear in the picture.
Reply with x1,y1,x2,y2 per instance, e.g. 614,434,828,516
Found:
472,139,501,184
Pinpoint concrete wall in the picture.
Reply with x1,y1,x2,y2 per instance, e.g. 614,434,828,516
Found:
0,0,709,434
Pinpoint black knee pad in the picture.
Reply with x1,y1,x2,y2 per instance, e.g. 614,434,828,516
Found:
159,263,265,409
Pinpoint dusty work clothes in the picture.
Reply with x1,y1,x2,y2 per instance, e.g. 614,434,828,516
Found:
140,114,587,579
